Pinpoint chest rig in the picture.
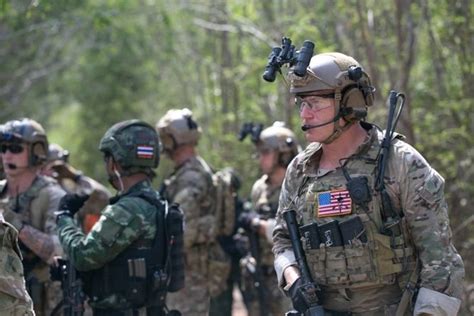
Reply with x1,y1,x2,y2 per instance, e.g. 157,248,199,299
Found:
6,176,53,275
299,130,416,290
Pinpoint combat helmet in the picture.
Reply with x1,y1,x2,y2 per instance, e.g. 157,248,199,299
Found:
289,52,375,142
1,118,49,166
48,143,70,164
99,120,160,176
257,122,300,167
155,108,201,153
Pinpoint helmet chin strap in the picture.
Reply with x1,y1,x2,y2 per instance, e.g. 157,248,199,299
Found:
107,160,125,193
320,91,356,144
114,169,124,193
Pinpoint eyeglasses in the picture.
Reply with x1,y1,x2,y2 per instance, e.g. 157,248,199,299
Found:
0,143,24,154
295,95,335,113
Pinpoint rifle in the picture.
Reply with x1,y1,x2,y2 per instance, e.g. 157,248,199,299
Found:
375,90,405,238
247,226,268,316
50,257,85,316
238,203,268,316
283,210,325,316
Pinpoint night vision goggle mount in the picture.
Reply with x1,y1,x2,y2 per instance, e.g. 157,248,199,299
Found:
238,122,263,144
262,37,315,82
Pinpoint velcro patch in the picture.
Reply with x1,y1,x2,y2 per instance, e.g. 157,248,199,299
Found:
316,189,352,218
136,145,154,159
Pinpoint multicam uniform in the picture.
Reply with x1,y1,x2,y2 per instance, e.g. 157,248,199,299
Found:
0,214,34,316
244,174,291,316
0,176,64,316
273,125,465,315
163,156,229,315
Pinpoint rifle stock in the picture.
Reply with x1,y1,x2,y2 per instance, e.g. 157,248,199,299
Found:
283,210,325,316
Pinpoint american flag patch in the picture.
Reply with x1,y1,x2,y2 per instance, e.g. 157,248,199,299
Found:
317,189,352,217
136,145,154,159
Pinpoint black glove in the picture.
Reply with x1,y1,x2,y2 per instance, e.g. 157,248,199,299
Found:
237,211,259,232
55,210,73,224
289,277,310,313
58,193,90,215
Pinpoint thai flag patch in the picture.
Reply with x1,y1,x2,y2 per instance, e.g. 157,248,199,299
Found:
136,145,154,159
316,189,352,217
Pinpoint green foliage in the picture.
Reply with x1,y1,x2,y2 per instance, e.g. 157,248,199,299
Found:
1,0,473,287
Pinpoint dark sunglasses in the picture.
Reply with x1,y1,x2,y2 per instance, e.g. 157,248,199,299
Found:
0,143,25,154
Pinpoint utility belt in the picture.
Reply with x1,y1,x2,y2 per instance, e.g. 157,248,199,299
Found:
299,215,415,289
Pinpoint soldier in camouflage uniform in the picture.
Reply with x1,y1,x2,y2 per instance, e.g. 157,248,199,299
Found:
0,212,35,316
56,120,172,315
239,122,299,315
42,143,111,233
0,118,65,316
272,52,465,315
156,108,229,316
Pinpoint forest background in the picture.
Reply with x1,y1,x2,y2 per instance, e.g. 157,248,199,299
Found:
1,0,473,307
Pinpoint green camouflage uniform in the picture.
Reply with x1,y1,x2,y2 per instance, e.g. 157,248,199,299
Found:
273,125,465,315
244,174,291,316
0,176,65,316
57,180,160,311
0,214,35,316
163,156,228,316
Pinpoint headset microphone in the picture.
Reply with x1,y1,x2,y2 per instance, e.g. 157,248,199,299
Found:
301,107,363,132
301,120,335,131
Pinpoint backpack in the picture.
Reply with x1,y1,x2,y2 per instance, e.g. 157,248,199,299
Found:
212,168,240,237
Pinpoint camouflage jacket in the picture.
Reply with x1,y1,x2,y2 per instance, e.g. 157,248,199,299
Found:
162,156,216,249
251,174,280,267
57,180,159,307
162,156,230,297
0,176,65,279
273,124,464,313
0,214,34,315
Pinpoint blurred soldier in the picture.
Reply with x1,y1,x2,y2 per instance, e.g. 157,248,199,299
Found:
273,52,465,315
156,108,229,315
0,212,35,315
238,122,298,316
0,118,65,316
42,143,111,233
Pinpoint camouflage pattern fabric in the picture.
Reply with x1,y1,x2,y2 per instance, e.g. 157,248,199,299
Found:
0,176,64,316
244,174,291,316
163,156,229,315
273,124,465,314
57,180,160,309
0,214,35,316
250,174,280,266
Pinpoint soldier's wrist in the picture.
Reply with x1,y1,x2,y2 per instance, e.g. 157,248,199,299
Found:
283,265,301,291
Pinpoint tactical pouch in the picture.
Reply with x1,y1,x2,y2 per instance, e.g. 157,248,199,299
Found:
318,220,343,247
126,258,147,307
166,203,185,292
299,222,321,249
344,242,374,283
339,216,368,245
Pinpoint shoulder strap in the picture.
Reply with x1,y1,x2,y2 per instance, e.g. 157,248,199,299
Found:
18,177,52,210
124,191,167,267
